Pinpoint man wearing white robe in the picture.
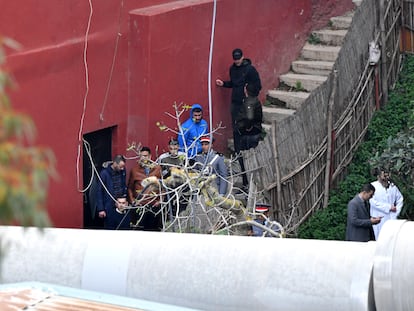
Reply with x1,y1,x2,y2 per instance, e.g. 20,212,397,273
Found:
369,169,403,240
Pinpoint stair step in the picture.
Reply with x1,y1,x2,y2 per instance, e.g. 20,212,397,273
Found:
262,106,296,124
301,44,341,62
262,123,272,132
312,29,347,46
353,0,362,6
267,90,309,109
292,60,334,76
279,73,328,92
330,15,353,30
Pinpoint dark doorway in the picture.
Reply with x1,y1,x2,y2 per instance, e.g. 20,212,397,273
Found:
83,128,113,229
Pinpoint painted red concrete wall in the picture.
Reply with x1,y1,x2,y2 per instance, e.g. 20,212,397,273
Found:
1,0,353,228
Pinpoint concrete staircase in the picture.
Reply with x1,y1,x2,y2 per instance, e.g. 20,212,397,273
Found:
263,7,357,127
228,0,361,193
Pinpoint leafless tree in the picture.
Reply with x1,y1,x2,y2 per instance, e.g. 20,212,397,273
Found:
123,103,285,237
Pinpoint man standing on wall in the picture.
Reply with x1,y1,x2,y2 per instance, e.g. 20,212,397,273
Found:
216,48,262,186
345,183,382,242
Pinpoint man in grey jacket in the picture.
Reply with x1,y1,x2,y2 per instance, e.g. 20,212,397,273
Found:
194,136,228,195
346,183,382,242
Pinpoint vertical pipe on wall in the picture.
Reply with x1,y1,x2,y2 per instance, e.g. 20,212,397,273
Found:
207,0,217,139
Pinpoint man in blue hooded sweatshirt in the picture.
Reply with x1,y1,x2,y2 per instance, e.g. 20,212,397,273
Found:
178,103,208,159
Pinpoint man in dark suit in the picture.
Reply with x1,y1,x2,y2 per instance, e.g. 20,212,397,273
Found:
346,183,382,242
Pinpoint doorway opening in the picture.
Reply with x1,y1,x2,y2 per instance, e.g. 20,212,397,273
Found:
83,127,113,229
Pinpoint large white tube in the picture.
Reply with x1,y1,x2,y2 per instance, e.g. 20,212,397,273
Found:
374,220,414,311
0,226,377,310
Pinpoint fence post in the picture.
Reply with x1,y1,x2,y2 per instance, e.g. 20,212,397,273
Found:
379,0,389,106
271,120,282,214
323,71,337,209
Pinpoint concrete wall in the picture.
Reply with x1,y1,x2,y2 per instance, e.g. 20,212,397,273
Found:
0,0,354,228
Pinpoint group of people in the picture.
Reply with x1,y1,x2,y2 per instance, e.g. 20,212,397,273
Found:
94,138,231,231
94,47,266,231
94,47,404,240
95,148,161,230
345,168,403,242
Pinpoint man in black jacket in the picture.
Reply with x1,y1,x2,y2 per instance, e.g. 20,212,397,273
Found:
345,183,382,242
216,48,262,125
216,48,262,186
235,83,263,150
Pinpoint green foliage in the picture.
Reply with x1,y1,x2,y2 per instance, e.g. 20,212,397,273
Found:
0,38,56,227
308,33,322,45
297,54,414,240
369,128,414,219
295,81,304,91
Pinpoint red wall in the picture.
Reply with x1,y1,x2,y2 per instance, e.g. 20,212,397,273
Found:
1,0,354,228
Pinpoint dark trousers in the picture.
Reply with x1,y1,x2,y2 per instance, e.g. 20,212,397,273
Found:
132,206,162,231
233,130,262,186
104,206,130,230
233,130,248,186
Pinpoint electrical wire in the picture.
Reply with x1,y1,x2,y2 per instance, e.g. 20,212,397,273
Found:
78,0,218,194
77,0,124,193
76,0,93,192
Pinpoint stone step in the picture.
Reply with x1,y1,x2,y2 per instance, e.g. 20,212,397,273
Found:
330,15,353,30
262,123,272,134
267,89,310,110
301,44,341,62
279,72,328,92
353,0,362,6
292,60,334,76
262,106,296,124
312,29,347,46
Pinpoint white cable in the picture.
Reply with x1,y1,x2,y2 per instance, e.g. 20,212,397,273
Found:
77,0,123,193
76,0,93,191
83,138,117,203
207,0,217,141
78,0,217,193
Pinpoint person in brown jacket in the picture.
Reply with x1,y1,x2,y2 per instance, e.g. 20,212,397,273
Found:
127,146,162,231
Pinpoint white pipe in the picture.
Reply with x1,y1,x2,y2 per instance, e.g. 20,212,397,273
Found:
0,226,381,310
207,0,217,139
374,220,414,311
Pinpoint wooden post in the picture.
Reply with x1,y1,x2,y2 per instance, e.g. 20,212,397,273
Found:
379,0,388,106
375,66,381,110
271,120,282,214
323,71,337,209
